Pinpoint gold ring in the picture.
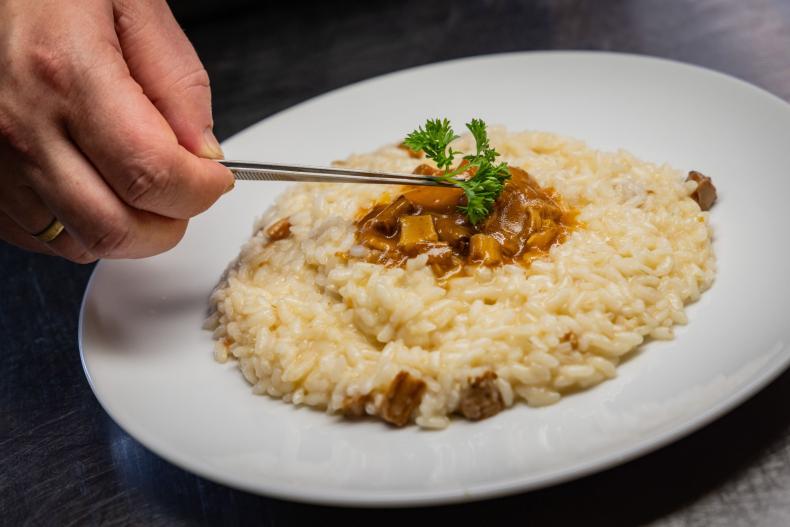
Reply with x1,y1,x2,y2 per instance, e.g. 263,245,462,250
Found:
33,218,65,243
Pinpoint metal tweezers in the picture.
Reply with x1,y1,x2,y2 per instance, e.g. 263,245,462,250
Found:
219,160,443,187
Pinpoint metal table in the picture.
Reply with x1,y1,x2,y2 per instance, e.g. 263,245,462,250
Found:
3,1,790,524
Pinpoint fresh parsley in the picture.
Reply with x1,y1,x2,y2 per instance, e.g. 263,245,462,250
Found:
403,118,510,224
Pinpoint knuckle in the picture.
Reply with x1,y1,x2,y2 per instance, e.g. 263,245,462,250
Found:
122,150,174,207
177,66,210,91
87,221,131,258
28,45,74,96
161,66,211,99
114,0,151,38
0,108,34,160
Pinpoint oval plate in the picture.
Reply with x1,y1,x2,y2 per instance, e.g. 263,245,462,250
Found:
80,52,790,506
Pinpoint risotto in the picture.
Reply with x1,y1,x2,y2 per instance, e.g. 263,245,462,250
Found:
205,127,716,429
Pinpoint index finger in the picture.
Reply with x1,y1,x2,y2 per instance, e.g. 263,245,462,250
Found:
64,55,233,219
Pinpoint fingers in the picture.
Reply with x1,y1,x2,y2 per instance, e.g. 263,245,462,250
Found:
0,182,95,262
0,0,229,263
64,58,233,220
113,0,223,159
0,210,54,255
28,137,190,259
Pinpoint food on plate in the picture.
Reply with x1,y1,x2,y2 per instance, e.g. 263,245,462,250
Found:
686,170,717,211
355,120,578,279
206,119,717,429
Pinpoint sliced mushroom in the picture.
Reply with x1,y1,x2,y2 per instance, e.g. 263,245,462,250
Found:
398,215,438,252
418,242,464,276
468,233,502,266
342,394,371,418
373,196,414,235
381,371,427,427
459,371,504,421
403,186,464,213
526,207,542,236
686,170,717,211
434,216,472,250
362,234,397,253
526,222,559,251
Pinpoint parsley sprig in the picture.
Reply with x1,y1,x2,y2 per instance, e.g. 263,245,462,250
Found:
403,118,510,224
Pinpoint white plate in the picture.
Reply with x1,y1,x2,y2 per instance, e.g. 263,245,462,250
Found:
80,51,790,507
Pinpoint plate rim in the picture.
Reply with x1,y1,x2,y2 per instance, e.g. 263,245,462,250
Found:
222,49,790,146
79,50,790,507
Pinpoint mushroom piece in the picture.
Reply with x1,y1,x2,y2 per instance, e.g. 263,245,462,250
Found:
433,216,472,251
526,219,559,251
372,196,414,235
398,215,438,252
362,234,397,253
468,233,502,265
403,186,465,213
381,371,427,427
686,170,717,211
459,371,504,421
417,242,463,276
341,394,371,418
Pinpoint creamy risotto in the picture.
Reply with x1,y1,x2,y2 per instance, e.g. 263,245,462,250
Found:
205,127,716,429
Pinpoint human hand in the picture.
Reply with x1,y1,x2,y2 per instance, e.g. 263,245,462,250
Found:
0,0,233,262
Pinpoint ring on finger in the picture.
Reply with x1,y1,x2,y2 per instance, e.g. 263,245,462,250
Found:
33,217,66,243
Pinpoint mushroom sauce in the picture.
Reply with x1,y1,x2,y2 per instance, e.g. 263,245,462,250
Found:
353,164,579,278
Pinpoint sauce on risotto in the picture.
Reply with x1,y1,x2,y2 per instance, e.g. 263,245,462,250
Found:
354,164,578,277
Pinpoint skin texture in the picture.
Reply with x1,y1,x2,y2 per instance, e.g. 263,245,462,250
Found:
0,0,234,262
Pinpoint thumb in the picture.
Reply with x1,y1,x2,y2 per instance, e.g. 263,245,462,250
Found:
113,0,223,159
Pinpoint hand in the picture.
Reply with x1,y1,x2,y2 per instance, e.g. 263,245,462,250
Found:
0,0,233,262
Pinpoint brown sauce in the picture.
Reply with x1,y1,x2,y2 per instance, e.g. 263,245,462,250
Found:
265,218,291,242
354,164,578,277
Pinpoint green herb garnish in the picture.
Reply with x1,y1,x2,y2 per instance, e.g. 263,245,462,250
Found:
403,118,510,224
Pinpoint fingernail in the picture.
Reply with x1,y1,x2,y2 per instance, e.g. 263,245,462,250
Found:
223,181,235,194
203,127,224,159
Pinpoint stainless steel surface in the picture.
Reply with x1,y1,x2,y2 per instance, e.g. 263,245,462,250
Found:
6,0,790,524
219,160,443,186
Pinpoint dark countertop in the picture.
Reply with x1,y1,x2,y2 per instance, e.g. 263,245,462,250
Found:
3,1,790,524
